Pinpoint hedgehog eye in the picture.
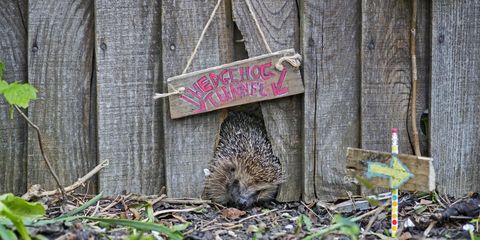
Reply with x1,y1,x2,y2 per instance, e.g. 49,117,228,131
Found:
229,166,236,172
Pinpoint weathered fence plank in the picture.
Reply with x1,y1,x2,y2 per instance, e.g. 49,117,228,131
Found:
0,0,28,195
431,0,480,196
162,0,233,197
302,0,361,201
410,0,430,156
232,0,302,202
95,0,163,194
361,0,428,157
27,0,96,192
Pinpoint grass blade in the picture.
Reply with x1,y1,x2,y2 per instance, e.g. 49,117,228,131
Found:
84,217,183,240
58,192,103,218
0,224,18,240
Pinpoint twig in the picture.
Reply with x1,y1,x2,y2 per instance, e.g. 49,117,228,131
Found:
101,195,122,212
201,223,243,232
301,201,321,219
15,105,66,198
161,198,212,205
362,202,389,237
351,200,391,222
236,208,278,224
422,220,436,239
150,194,167,205
153,206,203,217
22,160,109,200
409,0,421,156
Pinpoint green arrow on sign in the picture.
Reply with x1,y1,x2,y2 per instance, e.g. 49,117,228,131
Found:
366,156,414,189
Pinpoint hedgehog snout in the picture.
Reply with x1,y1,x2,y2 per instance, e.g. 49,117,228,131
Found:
228,179,257,209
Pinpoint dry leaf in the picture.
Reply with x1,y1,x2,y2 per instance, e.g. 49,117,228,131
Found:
221,207,246,220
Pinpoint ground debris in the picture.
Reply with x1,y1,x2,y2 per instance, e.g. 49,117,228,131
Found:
432,192,480,222
8,191,479,239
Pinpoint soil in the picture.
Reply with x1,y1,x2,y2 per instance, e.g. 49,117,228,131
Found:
22,191,479,239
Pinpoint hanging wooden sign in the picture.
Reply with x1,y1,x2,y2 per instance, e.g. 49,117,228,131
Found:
165,49,304,119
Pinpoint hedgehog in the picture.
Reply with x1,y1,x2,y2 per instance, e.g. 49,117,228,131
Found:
204,111,283,209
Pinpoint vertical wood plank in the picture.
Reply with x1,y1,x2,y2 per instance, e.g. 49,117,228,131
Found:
162,0,233,197
431,0,480,196
361,0,428,157
302,0,361,201
412,0,430,156
95,0,163,194
232,0,302,202
27,0,96,192
0,0,28,194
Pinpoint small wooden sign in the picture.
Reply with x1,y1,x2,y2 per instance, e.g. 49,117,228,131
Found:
166,49,304,119
346,147,435,192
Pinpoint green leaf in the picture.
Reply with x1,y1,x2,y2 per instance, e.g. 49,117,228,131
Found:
367,197,380,207
0,80,8,94
145,203,154,223
333,215,360,240
2,82,37,108
296,214,313,233
0,194,45,219
0,202,30,240
415,205,428,214
0,224,18,240
84,217,183,240
126,233,155,240
0,194,45,240
171,222,191,232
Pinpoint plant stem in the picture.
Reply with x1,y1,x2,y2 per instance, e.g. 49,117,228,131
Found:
14,105,66,198
410,0,421,156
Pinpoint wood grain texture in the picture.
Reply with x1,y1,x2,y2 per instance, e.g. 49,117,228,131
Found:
361,0,428,156
27,0,96,192
167,49,304,119
0,0,28,195
346,148,435,192
162,0,233,197
233,0,302,202
431,0,480,196
94,0,163,194
302,0,361,201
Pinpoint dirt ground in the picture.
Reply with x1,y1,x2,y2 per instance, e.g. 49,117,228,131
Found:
22,191,479,239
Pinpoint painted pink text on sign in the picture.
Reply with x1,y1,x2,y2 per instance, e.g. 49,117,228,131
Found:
178,62,289,113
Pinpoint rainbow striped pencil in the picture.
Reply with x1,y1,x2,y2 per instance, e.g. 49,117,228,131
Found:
391,128,399,238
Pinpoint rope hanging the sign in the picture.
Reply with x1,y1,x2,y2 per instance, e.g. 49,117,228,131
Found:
275,53,302,71
153,86,185,99
181,0,224,75
244,0,272,54
154,0,301,99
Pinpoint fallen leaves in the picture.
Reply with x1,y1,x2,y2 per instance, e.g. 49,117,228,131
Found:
221,208,246,220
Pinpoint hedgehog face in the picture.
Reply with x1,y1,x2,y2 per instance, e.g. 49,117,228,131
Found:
205,153,281,209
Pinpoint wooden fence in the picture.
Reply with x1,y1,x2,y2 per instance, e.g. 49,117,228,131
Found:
0,0,479,202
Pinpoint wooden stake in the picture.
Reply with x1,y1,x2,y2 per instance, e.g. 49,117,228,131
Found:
410,0,421,156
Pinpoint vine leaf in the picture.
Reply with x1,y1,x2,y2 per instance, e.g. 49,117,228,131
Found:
0,80,8,93
2,82,37,108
